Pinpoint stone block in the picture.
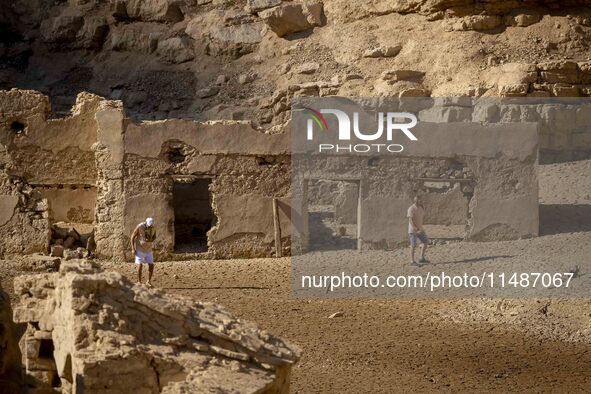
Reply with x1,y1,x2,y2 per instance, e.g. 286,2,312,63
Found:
259,2,324,37
538,61,579,84
50,245,64,258
14,261,300,392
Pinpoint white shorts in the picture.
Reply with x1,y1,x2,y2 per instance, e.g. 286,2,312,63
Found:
135,250,154,265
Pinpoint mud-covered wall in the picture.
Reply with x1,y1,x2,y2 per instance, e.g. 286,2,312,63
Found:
0,89,100,256
37,187,96,223
293,122,539,250
0,90,98,185
94,101,126,259
121,119,291,259
0,89,293,259
0,90,541,258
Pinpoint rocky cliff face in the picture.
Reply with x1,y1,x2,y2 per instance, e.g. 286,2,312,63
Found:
2,0,591,129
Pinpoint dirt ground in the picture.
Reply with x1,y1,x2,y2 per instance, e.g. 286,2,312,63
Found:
2,159,591,392
98,259,591,393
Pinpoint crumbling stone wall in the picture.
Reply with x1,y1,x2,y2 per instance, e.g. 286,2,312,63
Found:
0,89,99,257
122,120,291,259
37,186,96,223
0,90,547,258
307,179,341,206
0,89,293,259
3,0,591,166
94,100,127,259
292,118,539,251
0,90,98,185
13,260,300,393
413,160,474,227
0,176,50,256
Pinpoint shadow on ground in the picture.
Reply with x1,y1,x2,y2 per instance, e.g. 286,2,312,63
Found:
163,286,270,290
432,255,515,266
540,204,591,235
309,211,357,251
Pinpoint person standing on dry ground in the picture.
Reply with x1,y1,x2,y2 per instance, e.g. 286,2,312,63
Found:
131,217,157,287
407,196,430,266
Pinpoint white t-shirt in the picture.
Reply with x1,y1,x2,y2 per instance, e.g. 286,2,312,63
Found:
134,222,156,253
407,204,425,234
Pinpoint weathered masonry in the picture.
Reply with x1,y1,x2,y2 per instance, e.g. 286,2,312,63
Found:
13,260,300,392
0,89,290,260
0,91,549,259
291,98,540,252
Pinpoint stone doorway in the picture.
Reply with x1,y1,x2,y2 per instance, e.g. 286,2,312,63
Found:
172,178,217,253
306,179,360,251
412,160,476,244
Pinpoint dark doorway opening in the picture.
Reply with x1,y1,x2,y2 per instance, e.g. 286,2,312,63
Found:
173,179,217,253
306,179,360,251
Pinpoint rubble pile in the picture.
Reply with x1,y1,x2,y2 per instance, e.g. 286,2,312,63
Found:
13,260,300,393
49,223,95,260
487,61,591,97
0,175,51,257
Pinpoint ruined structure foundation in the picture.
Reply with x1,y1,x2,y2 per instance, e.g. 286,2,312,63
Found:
13,260,300,393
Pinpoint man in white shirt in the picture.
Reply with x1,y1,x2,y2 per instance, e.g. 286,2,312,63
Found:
407,196,430,266
131,217,157,287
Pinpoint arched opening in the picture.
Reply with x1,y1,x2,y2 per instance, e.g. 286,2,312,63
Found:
10,120,25,134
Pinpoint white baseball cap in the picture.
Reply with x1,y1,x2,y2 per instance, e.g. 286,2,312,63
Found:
146,217,154,226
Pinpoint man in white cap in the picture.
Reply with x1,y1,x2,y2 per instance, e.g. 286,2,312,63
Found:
131,217,157,287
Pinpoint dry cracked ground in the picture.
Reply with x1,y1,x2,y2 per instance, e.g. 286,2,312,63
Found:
2,160,591,392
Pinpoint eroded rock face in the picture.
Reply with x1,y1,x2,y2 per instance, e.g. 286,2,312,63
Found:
205,22,266,57
258,1,325,37
124,0,185,23
3,0,591,145
13,260,300,393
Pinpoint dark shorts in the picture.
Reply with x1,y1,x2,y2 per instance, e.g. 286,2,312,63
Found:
409,232,429,247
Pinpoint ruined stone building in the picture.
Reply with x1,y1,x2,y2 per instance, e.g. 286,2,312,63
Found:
0,89,291,260
292,97,540,252
3,0,591,259
2,89,591,258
